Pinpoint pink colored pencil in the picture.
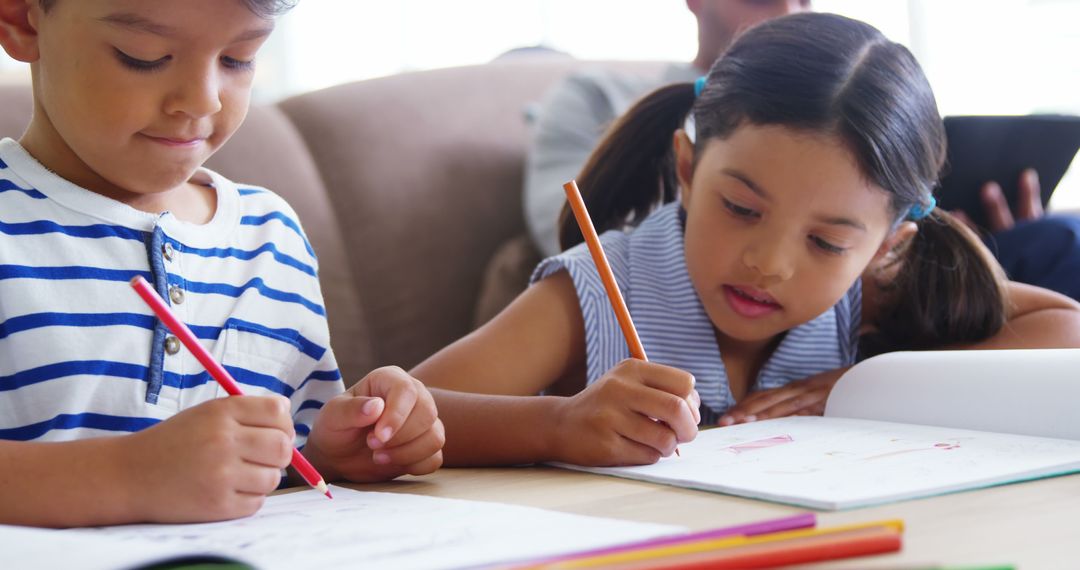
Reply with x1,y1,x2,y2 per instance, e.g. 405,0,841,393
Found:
130,275,332,499
523,512,816,566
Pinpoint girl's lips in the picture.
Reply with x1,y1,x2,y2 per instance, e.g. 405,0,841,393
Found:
723,285,782,318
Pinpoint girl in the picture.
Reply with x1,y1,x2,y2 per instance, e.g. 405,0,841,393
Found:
413,13,1080,467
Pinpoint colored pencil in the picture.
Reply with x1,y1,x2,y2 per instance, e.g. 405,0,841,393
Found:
522,512,816,567
594,525,902,570
130,275,332,499
543,519,904,568
562,180,680,455
562,180,647,361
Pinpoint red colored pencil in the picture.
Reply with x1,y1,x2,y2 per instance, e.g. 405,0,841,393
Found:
587,526,901,570
563,180,680,455
130,275,332,499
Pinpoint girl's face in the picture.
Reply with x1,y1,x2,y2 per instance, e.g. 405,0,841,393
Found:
675,124,910,349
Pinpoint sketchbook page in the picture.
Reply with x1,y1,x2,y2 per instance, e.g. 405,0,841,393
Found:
65,485,683,570
0,523,244,570
824,349,1080,440
554,416,1080,510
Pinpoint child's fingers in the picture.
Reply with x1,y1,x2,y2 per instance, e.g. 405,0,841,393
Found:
367,393,438,450
619,411,682,457
235,425,294,468
228,395,294,434
233,463,287,496
626,387,698,444
610,435,666,466
688,389,702,424
371,380,420,446
371,420,446,468
395,451,445,477
618,359,696,398
753,390,828,420
318,393,384,432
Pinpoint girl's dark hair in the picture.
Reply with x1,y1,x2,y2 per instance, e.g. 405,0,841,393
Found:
40,0,297,18
560,12,1007,354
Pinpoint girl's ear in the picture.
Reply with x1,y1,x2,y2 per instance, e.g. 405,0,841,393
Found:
0,0,40,63
673,129,695,204
871,220,918,264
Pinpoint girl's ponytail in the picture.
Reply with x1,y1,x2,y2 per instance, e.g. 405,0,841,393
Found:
558,83,696,251
861,210,1008,357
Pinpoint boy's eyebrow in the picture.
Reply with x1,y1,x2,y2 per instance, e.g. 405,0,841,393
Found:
722,168,867,231
98,12,274,42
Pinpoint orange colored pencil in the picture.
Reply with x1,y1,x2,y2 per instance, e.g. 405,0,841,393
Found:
130,276,332,499
563,180,679,455
563,180,648,361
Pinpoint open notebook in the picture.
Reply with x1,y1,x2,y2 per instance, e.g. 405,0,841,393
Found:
555,349,1080,510
5,486,682,570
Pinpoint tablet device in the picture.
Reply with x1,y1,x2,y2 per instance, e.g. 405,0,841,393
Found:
937,114,1080,229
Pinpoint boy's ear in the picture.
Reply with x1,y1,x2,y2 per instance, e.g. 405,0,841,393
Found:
673,129,695,204
0,0,40,63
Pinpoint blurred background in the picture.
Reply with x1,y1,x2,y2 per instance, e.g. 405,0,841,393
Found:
1,0,1077,205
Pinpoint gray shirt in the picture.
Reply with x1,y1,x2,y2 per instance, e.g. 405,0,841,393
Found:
523,63,700,257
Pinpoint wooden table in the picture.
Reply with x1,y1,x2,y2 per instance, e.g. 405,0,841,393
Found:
350,466,1080,568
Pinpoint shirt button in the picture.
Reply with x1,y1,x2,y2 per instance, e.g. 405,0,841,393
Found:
164,336,181,355
169,286,185,305
162,242,175,262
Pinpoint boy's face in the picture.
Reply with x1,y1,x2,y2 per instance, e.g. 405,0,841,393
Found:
22,0,273,200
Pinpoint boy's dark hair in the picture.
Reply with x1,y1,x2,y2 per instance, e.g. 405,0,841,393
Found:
560,12,1007,355
39,0,298,18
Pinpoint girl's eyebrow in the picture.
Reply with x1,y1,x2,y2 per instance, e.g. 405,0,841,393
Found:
722,168,867,231
98,12,274,42
722,168,770,200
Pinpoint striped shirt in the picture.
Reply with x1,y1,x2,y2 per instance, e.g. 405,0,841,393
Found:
532,201,860,424
0,138,343,447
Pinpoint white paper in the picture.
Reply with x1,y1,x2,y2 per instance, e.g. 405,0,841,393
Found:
825,349,1080,440
39,485,682,570
559,416,1080,510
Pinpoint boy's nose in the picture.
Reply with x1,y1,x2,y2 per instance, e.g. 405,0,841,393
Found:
165,68,223,118
741,238,795,284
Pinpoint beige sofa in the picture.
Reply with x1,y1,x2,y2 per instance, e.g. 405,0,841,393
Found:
0,59,665,384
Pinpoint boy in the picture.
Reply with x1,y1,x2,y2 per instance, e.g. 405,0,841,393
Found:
0,0,444,527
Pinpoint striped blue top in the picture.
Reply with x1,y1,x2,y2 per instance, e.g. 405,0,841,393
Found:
532,201,860,424
0,138,343,445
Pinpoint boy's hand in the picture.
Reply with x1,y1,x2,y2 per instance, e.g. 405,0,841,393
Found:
304,366,444,483
718,367,849,426
123,395,296,523
553,359,699,466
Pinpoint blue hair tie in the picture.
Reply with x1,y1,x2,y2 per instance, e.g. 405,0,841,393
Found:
907,195,936,221
694,76,707,98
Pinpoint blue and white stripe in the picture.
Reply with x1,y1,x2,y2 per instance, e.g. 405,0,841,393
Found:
533,201,860,423
0,138,342,445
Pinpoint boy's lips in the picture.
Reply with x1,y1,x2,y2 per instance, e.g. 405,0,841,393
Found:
141,132,209,147
722,284,783,318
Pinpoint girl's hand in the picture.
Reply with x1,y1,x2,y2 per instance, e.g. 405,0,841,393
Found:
553,359,699,466
718,367,849,426
122,395,296,523
304,366,445,483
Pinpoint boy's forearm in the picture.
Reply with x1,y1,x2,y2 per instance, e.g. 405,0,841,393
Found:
431,389,564,467
0,437,137,527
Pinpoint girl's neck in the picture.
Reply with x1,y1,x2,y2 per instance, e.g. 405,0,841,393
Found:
715,329,783,402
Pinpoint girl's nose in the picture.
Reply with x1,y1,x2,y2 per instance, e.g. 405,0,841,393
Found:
741,238,796,284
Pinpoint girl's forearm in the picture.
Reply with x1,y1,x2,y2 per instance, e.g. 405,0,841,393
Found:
0,437,136,527
967,308,1080,349
431,389,565,466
